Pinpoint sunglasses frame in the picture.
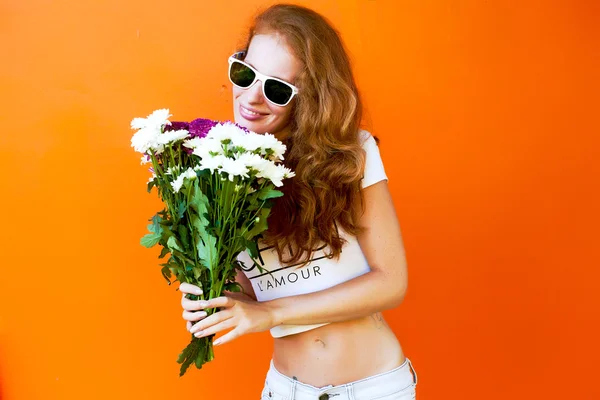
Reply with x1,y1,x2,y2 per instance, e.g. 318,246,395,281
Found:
228,51,299,107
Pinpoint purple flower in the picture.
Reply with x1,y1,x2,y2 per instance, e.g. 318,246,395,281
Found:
236,124,251,134
226,120,251,134
163,121,189,132
189,118,218,139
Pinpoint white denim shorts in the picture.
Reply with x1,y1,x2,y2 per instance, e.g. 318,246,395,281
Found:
260,357,418,400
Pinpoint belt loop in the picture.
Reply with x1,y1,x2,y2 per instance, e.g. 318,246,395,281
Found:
347,384,355,400
290,375,297,400
407,358,418,385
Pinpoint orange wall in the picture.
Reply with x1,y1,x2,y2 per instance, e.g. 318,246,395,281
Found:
1,1,598,399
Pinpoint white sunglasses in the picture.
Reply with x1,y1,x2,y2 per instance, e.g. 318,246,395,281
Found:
228,51,299,106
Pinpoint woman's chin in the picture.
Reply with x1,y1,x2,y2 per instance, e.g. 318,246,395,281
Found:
236,120,269,134
234,112,285,135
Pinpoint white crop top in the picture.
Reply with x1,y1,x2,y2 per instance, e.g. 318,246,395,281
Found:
237,130,388,338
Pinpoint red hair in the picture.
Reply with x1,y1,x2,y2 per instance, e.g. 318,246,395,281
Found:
238,4,369,266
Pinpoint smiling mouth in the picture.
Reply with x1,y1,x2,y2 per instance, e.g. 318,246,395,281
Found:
241,105,267,116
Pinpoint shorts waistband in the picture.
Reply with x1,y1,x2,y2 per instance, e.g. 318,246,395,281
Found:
265,357,418,400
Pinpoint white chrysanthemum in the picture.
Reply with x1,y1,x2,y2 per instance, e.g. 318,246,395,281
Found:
199,154,227,173
171,176,184,193
219,157,250,181
259,133,287,161
206,122,246,144
269,146,287,161
236,153,271,174
259,163,295,187
131,126,165,154
191,138,225,159
230,132,286,160
183,137,203,149
282,166,295,179
246,133,286,161
165,166,180,175
140,155,151,165
131,118,147,130
130,109,173,154
131,109,172,130
233,132,263,152
147,173,157,184
256,162,280,185
183,168,197,179
157,129,189,145
171,167,197,193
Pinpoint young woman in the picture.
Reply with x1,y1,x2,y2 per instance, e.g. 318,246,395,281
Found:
179,4,417,399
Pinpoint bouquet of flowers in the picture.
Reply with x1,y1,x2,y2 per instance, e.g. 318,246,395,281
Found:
130,109,294,376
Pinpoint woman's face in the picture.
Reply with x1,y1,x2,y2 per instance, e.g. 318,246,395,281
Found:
232,33,302,137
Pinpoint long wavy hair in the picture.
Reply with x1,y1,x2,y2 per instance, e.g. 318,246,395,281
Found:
237,4,369,266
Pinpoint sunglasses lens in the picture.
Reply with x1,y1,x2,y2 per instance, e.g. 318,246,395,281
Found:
264,79,293,105
230,61,255,87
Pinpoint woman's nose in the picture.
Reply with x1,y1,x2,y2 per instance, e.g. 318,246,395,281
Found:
246,80,265,103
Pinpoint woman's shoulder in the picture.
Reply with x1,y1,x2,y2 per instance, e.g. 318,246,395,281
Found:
356,128,382,155
357,128,388,188
356,128,380,151
357,128,374,142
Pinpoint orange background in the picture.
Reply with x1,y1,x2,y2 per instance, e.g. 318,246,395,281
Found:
1,0,598,399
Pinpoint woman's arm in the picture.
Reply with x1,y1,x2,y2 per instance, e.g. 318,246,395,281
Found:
184,180,408,345
265,180,408,326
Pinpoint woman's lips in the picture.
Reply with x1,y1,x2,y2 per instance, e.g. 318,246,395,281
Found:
240,105,267,121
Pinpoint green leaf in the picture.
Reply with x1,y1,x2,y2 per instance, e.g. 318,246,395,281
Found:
177,337,201,377
140,233,161,248
171,249,196,266
150,214,163,234
195,339,207,369
190,180,210,217
157,210,170,225
146,179,156,193
192,267,202,280
160,224,176,245
223,282,242,293
246,240,259,259
177,200,186,219
144,214,163,246
258,188,283,200
190,200,218,271
159,246,170,259
196,229,218,272
167,236,183,253
191,214,208,235
176,349,188,365
246,207,271,239
160,265,172,284
178,224,190,250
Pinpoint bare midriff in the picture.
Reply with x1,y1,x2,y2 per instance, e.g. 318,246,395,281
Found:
272,313,404,387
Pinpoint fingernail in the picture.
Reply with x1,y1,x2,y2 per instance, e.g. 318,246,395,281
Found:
194,331,203,338
195,289,203,295
213,339,221,346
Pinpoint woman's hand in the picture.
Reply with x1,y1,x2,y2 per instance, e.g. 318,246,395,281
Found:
179,282,275,346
